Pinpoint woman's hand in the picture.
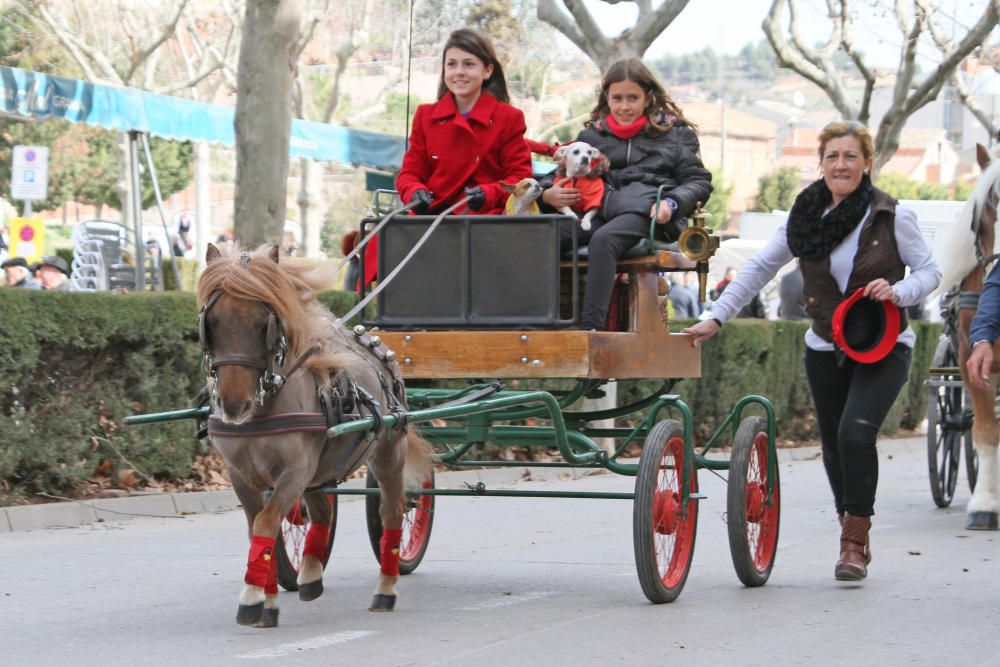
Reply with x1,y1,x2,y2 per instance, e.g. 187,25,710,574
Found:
681,319,720,347
651,200,673,225
863,278,897,303
542,182,580,209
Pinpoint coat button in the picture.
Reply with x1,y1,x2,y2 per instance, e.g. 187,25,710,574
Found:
872,240,879,246
807,296,816,304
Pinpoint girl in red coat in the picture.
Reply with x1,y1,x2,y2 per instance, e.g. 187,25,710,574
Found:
363,28,532,285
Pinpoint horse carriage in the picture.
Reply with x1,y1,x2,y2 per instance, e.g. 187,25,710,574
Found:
126,189,780,627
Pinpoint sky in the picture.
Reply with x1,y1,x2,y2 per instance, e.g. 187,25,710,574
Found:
584,0,996,69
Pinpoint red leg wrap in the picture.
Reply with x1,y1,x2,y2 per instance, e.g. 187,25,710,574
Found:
303,524,331,563
380,528,403,576
245,535,276,589
265,553,278,595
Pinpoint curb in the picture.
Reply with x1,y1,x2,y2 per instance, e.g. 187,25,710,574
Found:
0,440,896,535
0,464,594,534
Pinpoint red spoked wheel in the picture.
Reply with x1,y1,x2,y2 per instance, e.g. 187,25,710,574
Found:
633,419,699,603
275,493,337,591
727,415,780,587
366,470,435,575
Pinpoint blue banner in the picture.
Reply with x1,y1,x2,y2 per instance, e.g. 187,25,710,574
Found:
0,65,405,169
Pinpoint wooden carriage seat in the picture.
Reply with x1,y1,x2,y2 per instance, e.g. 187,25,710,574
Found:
371,214,702,380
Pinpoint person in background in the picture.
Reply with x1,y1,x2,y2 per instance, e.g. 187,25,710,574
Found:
540,58,712,331
668,272,700,318
36,255,71,291
967,260,1000,391
2,257,42,288
682,120,940,583
341,230,360,293
778,262,807,320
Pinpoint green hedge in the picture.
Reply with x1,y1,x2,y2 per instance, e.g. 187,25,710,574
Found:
0,288,941,504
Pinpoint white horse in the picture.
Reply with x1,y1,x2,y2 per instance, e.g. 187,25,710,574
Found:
934,144,1000,529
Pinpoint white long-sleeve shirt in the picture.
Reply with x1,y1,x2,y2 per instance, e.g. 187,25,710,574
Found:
711,205,941,351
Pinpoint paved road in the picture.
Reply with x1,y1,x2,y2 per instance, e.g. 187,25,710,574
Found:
2,435,999,667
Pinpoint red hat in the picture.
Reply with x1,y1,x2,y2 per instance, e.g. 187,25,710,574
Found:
832,287,901,364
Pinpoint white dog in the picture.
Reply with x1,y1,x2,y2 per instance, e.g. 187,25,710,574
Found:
552,141,609,231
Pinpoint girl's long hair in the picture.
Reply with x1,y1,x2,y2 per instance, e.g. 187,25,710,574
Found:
436,28,509,103
586,58,696,136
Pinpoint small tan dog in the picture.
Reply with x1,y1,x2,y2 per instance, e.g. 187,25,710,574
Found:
502,177,543,215
553,141,610,231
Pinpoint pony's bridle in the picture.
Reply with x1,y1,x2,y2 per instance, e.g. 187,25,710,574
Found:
199,288,290,407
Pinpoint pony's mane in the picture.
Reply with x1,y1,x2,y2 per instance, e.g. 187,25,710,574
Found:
197,244,341,361
934,158,1000,296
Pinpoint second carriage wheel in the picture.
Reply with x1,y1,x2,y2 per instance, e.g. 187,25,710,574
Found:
275,493,338,592
365,469,435,575
927,337,972,507
633,419,699,604
727,416,780,587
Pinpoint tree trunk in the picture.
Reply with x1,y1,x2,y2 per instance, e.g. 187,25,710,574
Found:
297,157,324,258
194,140,211,265
233,0,304,248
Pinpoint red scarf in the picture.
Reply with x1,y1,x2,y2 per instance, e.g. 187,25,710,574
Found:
605,114,647,139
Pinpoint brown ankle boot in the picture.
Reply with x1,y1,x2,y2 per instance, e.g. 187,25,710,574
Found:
838,513,871,564
835,514,871,581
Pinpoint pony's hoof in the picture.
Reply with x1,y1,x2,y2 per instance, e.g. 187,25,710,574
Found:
236,602,263,626
254,607,279,628
299,579,324,602
369,594,396,612
966,511,999,530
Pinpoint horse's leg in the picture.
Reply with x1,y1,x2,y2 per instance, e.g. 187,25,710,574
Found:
967,380,1000,530
297,489,334,602
229,473,275,627
369,434,408,612
236,469,311,628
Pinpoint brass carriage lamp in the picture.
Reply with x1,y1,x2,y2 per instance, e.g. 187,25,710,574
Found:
677,202,719,303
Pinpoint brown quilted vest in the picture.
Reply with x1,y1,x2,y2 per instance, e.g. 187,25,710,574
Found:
799,188,907,343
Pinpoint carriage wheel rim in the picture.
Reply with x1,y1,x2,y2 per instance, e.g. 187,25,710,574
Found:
281,500,307,571
747,431,779,570
655,435,696,588
400,480,433,562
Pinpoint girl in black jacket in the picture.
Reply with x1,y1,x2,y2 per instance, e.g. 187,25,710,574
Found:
542,58,713,330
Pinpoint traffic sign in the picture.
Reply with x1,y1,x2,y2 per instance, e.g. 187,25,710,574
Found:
9,217,44,263
11,145,49,201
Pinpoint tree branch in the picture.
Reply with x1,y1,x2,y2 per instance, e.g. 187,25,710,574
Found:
633,0,690,50
123,0,191,84
537,0,594,62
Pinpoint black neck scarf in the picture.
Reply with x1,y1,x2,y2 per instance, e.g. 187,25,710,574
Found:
786,174,874,259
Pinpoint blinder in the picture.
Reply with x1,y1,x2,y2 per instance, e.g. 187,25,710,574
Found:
199,288,290,405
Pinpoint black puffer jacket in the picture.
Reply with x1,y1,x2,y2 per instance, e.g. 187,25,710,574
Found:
575,115,713,241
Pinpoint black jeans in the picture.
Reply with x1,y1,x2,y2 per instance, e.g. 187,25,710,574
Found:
804,343,911,517
560,212,649,330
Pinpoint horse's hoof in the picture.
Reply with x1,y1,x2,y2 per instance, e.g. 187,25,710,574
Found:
299,579,324,602
966,511,999,530
236,602,264,626
254,607,279,628
369,594,396,612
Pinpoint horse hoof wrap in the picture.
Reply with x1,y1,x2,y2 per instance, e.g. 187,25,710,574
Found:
236,602,264,626
255,607,279,628
965,511,999,530
298,579,324,602
369,594,396,611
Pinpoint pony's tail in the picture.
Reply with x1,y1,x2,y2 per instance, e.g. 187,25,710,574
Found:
403,427,435,489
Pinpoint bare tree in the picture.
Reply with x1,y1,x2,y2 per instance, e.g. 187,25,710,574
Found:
537,0,690,72
23,0,241,242
234,0,305,246
762,0,999,175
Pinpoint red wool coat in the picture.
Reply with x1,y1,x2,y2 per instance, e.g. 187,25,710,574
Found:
361,92,533,286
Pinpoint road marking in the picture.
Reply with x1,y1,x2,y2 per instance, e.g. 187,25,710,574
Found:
456,590,554,611
237,630,377,659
